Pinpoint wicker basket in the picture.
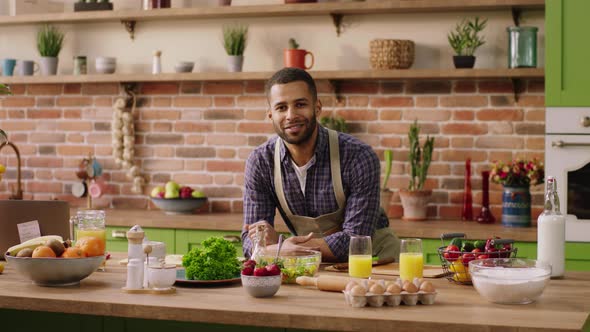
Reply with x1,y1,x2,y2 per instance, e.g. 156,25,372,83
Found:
369,39,415,70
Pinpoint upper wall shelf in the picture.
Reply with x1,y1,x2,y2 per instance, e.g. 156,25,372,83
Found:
0,68,544,84
0,0,544,26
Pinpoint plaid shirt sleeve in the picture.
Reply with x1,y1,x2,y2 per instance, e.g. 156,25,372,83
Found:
242,148,277,258
323,145,382,261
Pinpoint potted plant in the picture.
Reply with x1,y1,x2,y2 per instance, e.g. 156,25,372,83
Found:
447,17,487,69
319,115,347,133
380,150,394,216
284,38,314,70
37,25,64,76
74,0,113,12
399,121,435,221
222,24,248,72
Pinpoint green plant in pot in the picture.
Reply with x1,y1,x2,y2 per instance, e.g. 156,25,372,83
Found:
399,120,434,221
284,38,314,70
319,115,347,133
380,150,394,216
37,24,64,76
222,24,248,72
447,17,487,69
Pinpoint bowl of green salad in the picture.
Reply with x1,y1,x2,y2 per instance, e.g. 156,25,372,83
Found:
259,249,321,284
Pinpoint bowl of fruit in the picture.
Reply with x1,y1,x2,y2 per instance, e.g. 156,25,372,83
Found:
150,181,207,215
4,235,105,286
258,249,321,284
240,259,282,298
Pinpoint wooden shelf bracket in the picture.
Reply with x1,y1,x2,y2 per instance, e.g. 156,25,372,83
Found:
330,13,343,37
511,77,524,102
329,80,344,104
121,20,136,40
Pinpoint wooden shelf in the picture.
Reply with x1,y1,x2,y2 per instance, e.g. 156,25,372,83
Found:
1,68,545,84
0,68,544,85
0,0,544,26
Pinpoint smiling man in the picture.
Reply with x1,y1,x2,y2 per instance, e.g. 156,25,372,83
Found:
241,67,400,262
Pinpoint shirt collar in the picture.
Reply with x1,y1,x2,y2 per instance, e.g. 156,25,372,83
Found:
279,124,329,163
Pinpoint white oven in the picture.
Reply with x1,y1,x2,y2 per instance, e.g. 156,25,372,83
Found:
546,108,590,242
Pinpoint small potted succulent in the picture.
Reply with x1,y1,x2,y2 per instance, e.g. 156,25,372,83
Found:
284,38,314,70
399,121,435,221
222,24,248,72
447,17,487,69
37,25,65,76
74,0,113,12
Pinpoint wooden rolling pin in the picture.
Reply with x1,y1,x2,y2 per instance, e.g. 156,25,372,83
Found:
296,275,353,292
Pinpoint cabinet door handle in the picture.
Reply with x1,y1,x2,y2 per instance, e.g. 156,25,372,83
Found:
112,230,127,239
552,140,590,148
223,235,241,243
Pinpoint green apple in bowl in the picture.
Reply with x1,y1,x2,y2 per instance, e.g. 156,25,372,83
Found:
150,186,165,198
192,190,206,198
165,181,180,199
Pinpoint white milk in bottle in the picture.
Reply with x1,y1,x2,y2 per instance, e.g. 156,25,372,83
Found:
537,176,565,278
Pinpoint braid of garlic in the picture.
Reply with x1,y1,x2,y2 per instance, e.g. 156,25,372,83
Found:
112,97,145,194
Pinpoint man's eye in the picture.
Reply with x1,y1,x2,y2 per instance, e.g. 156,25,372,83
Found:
296,103,307,108
275,106,286,112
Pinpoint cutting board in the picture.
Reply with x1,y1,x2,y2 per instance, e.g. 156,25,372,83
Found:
325,263,448,278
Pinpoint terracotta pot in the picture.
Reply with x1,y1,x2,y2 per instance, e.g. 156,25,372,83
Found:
380,189,393,218
284,49,314,70
399,189,432,221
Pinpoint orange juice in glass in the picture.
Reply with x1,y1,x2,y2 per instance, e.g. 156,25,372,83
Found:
349,235,372,279
399,238,423,281
74,210,106,271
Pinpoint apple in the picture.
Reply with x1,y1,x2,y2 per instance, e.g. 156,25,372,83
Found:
150,186,165,198
253,267,268,277
179,186,193,199
241,266,254,276
165,181,180,192
164,189,179,199
265,264,281,276
191,190,206,198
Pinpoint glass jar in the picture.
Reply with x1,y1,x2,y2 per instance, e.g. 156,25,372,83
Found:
71,210,107,270
507,26,538,68
143,0,171,9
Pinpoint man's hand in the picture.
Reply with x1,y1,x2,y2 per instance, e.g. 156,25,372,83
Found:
266,233,320,252
245,220,279,245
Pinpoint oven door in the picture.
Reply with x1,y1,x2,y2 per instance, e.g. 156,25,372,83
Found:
545,135,590,242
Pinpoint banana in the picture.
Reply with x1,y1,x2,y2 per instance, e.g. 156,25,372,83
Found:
5,235,63,258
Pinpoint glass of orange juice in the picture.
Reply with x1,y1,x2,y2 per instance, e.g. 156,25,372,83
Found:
399,238,423,282
348,235,372,279
73,210,106,271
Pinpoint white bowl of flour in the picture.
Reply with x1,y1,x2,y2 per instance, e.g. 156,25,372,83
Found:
469,258,551,304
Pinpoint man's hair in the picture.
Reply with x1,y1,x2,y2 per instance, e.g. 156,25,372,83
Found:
265,67,318,102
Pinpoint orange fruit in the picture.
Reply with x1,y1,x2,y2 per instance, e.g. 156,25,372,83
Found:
61,247,84,259
32,245,57,258
75,236,105,257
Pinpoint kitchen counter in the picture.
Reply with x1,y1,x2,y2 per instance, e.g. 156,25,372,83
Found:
100,209,538,242
0,257,588,331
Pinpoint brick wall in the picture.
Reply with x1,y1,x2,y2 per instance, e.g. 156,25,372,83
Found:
0,79,545,221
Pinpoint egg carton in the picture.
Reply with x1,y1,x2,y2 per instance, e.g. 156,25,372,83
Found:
343,290,437,308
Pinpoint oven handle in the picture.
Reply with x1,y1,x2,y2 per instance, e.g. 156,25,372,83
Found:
552,140,590,148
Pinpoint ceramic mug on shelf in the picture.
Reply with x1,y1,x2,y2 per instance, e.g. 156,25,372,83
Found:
19,60,39,76
2,58,17,76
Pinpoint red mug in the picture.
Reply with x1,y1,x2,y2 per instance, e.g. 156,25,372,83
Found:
284,49,314,70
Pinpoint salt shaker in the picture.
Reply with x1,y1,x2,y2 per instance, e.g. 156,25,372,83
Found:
152,50,162,74
126,258,143,289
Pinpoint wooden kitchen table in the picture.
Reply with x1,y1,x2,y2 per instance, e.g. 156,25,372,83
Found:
0,257,588,332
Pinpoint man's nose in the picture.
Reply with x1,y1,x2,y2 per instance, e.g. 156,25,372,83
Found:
285,105,298,119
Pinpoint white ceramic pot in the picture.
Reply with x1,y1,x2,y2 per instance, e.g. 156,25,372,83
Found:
39,56,58,76
95,57,116,74
147,264,176,290
227,55,244,72
174,61,194,73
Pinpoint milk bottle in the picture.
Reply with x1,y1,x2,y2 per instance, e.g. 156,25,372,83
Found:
537,176,565,278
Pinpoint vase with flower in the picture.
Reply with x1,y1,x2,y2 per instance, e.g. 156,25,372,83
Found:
490,158,544,227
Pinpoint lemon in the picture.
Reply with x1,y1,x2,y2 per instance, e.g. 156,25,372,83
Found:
0,262,4,274
453,272,471,283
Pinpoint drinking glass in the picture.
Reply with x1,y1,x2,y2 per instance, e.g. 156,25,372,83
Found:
399,238,423,282
348,235,372,278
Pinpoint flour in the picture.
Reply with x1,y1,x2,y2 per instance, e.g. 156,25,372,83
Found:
471,267,550,304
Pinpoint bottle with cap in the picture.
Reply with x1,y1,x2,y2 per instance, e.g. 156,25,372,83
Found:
126,225,145,288
126,258,144,289
537,176,565,278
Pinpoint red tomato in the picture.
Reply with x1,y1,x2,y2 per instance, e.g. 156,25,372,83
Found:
443,245,460,262
487,248,500,258
477,254,490,260
461,253,476,267
472,248,482,254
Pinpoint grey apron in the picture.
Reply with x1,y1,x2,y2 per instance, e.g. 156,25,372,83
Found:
273,129,400,261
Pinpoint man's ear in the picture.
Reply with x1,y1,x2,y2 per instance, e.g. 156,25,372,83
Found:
266,109,272,120
315,99,322,117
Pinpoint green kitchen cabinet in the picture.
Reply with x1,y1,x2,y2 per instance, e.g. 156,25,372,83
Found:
546,0,590,106
175,229,243,256
105,226,175,254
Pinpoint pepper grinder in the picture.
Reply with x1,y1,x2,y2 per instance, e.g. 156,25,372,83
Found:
461,158,473,221
126,227,145,289
476,170,496,224
152,50,162,74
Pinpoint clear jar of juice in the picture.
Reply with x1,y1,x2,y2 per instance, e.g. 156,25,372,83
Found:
73,210,106,270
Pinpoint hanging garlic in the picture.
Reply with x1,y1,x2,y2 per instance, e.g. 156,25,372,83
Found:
112,93,145,194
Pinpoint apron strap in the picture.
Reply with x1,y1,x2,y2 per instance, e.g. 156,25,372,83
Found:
327,129,346,209
274,138,296,219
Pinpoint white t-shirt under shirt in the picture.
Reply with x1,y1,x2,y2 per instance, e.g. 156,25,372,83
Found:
290,156,316,196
